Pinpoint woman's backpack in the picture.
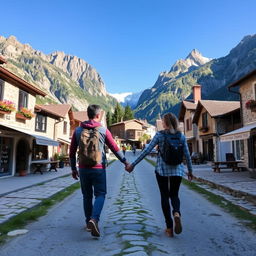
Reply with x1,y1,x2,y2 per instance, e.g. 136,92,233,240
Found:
159,132,184,166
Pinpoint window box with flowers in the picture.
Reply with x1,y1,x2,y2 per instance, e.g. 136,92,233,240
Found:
199,126,209,133
16,107,35,120
245,99,256,112
0,100,16,115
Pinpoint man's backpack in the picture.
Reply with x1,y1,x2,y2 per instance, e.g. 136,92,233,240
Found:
159,132,184,166
78,127,101,166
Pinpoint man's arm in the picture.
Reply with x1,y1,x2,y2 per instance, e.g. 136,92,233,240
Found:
69,129,79,179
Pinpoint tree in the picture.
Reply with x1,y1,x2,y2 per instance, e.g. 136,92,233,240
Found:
112,103,123,124
123,105,134,121
106,111,112,128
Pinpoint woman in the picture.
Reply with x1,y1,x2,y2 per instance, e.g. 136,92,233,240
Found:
126,113,193,237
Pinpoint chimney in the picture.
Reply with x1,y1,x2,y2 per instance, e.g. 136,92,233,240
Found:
193,84,201,103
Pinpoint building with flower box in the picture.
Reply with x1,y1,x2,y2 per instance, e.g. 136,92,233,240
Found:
221,69,256,177
0,56,59,177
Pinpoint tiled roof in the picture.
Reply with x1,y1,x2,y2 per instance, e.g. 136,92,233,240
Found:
183,101,197,110
0,66,46,96
178,100,197,121
73,111,88,122
73,110,105,122
193,100,240,124
199,100,240,117
110,119,145,127
36,104,71,118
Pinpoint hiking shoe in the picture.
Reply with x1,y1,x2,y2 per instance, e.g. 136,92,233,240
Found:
85,224,92,232
174,212,182,234
88,219,100,237
165,228,174,237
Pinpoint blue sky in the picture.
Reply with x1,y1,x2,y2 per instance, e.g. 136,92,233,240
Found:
1,0,256,93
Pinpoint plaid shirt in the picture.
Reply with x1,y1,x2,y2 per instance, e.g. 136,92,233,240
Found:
132,131,193,177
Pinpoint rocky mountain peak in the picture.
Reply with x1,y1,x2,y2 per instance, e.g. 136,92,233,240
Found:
169,49,211,76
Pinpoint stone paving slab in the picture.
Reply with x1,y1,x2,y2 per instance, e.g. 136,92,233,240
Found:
146,157,256,215
0,176,78,224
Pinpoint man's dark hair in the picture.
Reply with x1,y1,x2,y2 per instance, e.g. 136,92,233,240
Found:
87,104,101,119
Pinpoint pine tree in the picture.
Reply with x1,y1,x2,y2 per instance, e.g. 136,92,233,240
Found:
123,105,134,121
112,103,123,124
106,111,112,127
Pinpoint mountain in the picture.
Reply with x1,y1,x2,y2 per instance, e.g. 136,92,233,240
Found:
110,91,143,109
0,35,117,111
135,35,256,123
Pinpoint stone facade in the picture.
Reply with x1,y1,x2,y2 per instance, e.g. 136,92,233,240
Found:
239,76,256,125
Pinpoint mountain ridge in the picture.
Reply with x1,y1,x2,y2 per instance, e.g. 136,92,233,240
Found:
0,35,116,111
135,34,256,123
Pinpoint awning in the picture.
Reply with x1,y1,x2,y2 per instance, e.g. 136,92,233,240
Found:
220,123,256,142
57,138,71,145
0,124,59,146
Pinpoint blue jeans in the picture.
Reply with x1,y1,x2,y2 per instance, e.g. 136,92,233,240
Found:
79,168,106,223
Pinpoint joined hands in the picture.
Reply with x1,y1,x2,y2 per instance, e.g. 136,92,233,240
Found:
124,162,134,173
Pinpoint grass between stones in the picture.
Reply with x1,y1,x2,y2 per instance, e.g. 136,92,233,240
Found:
0,160,116,245
145,158,256,231
0,182,80,244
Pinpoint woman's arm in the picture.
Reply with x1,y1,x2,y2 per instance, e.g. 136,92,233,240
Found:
131,133,160,167
182,135,193,178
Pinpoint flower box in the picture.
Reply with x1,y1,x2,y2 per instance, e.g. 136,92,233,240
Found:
16,107,34,120
199,126,209,133
16,112,31,120
0,109,11,115
0,100,16,113
245,99,256,111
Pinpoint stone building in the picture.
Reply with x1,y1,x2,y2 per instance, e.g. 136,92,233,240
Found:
221,69,256,177
193,100,241,161
0,56,59,177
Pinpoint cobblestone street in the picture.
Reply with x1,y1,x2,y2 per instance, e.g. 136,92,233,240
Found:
0,154,256,256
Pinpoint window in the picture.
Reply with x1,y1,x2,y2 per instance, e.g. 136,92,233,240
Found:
32,140,48,160
18,90,28,110
202,112,208,128
0,79,4,100
232,140,244,160
63,121,67,135
186,118,192,131
35,114,47,132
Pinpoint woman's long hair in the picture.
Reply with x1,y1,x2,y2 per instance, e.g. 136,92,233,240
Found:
162,113,180,134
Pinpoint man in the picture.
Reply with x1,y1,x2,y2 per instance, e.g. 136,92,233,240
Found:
70,104,129,237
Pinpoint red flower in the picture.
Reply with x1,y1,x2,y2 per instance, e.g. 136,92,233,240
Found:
245,99,256,109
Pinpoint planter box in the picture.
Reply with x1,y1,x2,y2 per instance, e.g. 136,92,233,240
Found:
16,112,31,120
0,109,11,115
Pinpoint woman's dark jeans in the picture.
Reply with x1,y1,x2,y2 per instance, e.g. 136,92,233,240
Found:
79,168,106,223
155,172,182,228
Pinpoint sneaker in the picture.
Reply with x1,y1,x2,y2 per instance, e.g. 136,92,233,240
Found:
88,219,100,237
174,212,182,234
165,228,174,237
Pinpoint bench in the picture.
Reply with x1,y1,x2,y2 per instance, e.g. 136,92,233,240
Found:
32,160,59,175
212,161,243,173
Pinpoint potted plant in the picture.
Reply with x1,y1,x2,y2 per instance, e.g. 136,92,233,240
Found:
16,107,35,120
58,154,65,168
245,99,256,111
0,100,16,114
53,153,65,168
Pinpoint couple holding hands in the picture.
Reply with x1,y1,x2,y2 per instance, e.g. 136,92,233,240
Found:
70,104,193,238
